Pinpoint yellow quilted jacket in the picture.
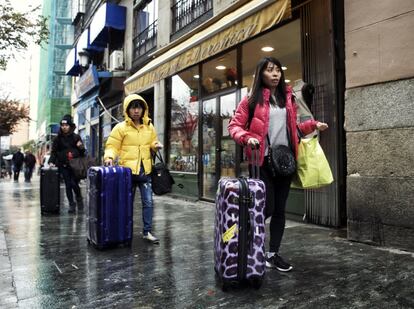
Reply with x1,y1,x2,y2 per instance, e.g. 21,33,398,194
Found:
104,94,159,175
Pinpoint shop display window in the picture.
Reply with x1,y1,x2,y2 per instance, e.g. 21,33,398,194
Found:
91,104,99,119
78,111,86,126
201,49,237,96
241,20,301,91
169,66,199,173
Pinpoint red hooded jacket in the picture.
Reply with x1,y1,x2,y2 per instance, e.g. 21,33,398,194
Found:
228,87,318,166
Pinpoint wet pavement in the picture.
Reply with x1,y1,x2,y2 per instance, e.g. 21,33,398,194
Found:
1,175,414,309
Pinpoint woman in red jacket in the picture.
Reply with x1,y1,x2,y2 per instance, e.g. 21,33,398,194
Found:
228,57,328,272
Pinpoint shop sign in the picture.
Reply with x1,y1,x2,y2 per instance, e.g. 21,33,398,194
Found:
75,65,99,98
125,0,290,94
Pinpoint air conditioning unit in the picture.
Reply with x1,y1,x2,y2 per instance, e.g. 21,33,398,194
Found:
109,50,124,71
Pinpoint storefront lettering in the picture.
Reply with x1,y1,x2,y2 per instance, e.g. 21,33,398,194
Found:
125,0,289,94
75,66,99,98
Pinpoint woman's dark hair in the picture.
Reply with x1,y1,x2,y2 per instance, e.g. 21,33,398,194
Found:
247,57,287,127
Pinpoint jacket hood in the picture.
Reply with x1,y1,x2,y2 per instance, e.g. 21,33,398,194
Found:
123,94,151,125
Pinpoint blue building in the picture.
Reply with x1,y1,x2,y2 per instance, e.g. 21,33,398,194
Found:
65,0,127,162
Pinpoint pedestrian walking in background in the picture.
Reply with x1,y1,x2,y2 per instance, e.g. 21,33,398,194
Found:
228,57,328,272
49,114,85,214
23,151,36,182
3,154,13,179
12,150,24,182
104,94,163,244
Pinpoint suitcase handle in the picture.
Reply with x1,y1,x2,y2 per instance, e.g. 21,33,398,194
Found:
250,145,260,179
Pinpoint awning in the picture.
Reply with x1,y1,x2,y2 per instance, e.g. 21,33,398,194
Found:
90,3,127,47
77,28,104,54
65,47,80,76
124,0,291,94
77,90,99,113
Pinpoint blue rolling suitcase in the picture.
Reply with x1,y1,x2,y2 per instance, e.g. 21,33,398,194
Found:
87,166,133,249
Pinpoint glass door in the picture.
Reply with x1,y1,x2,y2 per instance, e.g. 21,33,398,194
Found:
201,91,237,200
219,92,237,179
202,98,217,199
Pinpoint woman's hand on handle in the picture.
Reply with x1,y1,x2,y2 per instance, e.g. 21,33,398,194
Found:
104,158,113,166
154,142,163,149
247,138,260,149
316,122,329,131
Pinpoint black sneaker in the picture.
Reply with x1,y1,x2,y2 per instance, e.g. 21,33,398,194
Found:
265,254,293,272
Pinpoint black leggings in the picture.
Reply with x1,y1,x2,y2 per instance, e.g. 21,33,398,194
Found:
253,157,292,253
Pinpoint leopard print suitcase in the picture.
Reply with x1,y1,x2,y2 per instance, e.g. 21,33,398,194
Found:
214,176,266,290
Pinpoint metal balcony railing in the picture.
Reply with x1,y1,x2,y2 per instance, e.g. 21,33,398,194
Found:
172,0,213,35
133,20,158,61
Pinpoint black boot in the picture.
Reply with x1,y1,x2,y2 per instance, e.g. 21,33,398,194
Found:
76,196,84,212
68,202,76,214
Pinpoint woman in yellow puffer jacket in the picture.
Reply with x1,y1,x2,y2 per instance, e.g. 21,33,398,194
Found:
104,94,163,244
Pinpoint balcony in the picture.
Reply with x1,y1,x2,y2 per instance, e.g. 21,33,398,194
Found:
132,20,158,66
171,0,213,40
56,0,72,21
55,24,74,48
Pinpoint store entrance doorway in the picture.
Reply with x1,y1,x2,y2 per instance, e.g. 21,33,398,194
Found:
201,90,237,200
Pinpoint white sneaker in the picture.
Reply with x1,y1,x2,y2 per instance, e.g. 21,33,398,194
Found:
143,232,160,244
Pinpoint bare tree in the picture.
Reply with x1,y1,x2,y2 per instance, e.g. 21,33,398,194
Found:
0,96,30,137
0,0,49,70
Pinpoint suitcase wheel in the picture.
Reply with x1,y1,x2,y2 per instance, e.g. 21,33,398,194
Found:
250,277,263,290
222,282,230,292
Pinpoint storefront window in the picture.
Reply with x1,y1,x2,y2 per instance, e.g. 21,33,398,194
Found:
241,20,302,91
78,111,86,126
201,49,237,96
169,66,199,172
91,103,99,119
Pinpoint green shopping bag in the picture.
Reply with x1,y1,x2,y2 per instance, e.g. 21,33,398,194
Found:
291,136,334,189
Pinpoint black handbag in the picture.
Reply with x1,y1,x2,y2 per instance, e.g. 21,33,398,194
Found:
69,155,95,179
267,136,296,177
151,151,175,195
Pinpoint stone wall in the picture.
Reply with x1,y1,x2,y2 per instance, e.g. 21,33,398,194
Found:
345,0,414,250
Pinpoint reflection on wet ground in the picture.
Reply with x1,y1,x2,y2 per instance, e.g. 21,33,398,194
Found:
1,176,414,308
